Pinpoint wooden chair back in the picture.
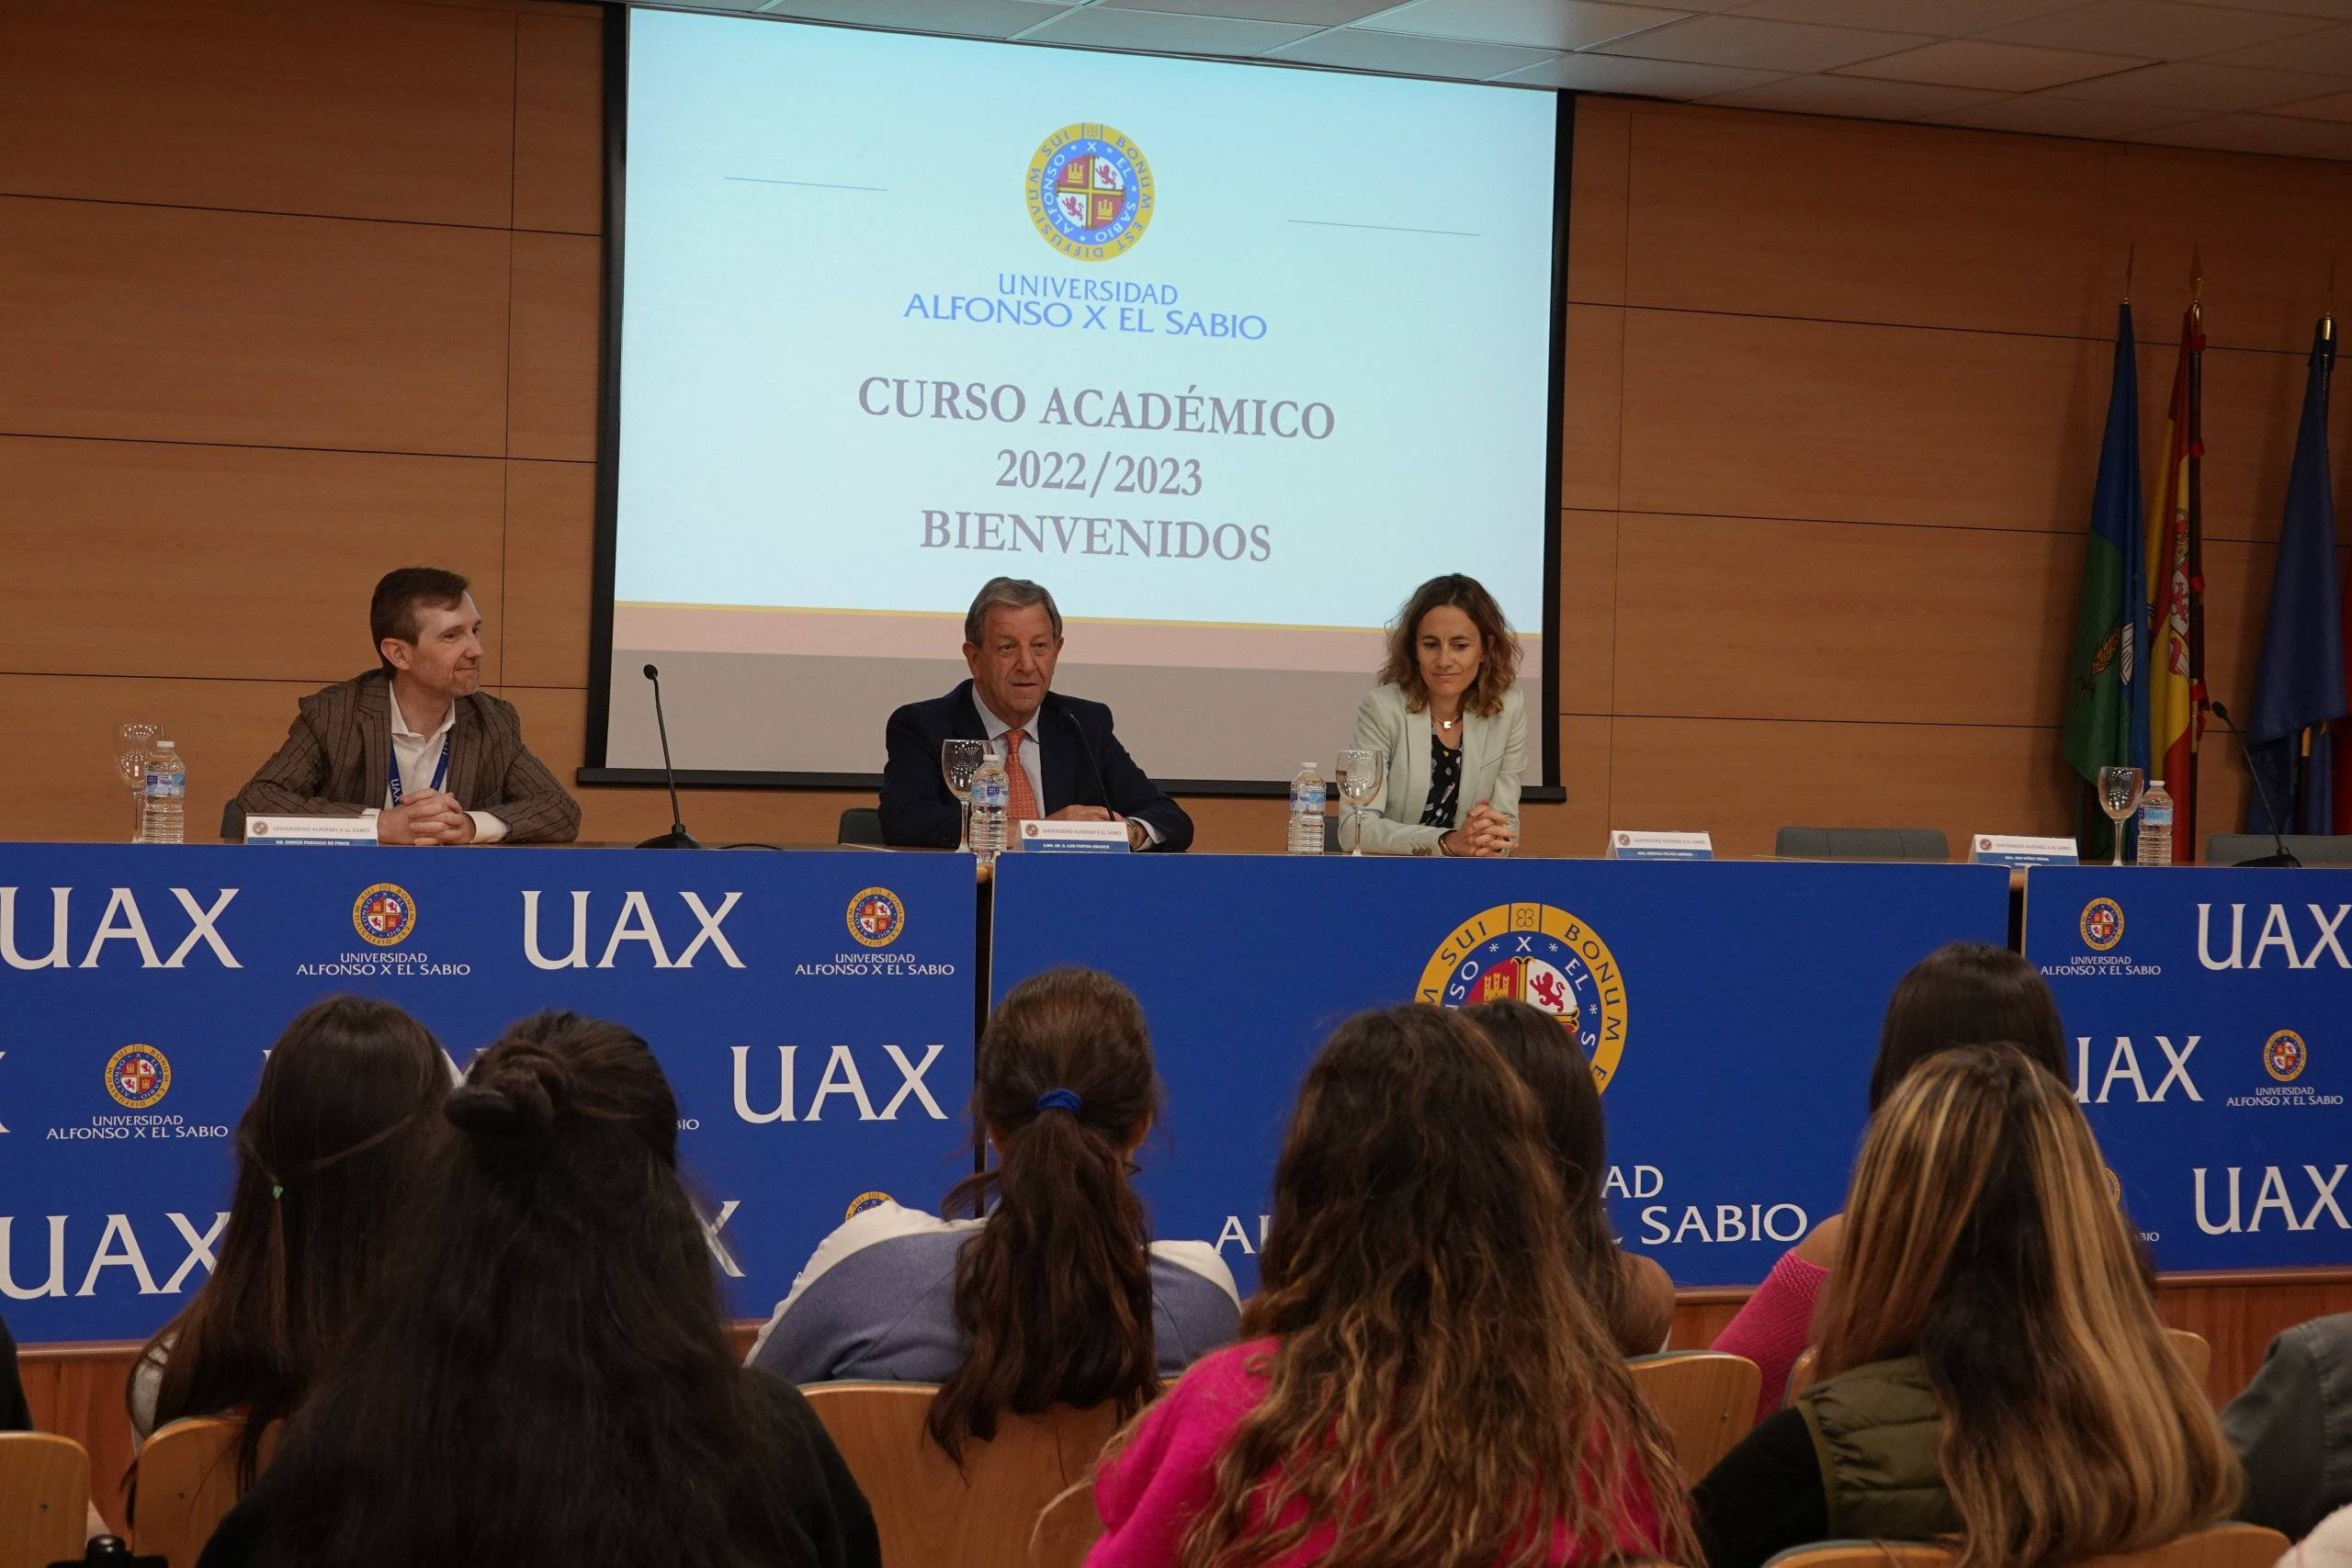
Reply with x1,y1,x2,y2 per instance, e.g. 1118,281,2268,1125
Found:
1785,1346,1820,1407
0,1432,90,1568
1627,1351,1761,1481
1762,1523,2290,1568
804,1382,1121,1568
1763,1546,1951,1567
1028,1478,1103,1568
132,1416,270,1568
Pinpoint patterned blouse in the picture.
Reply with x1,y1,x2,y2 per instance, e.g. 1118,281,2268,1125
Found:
1419,729,1463,829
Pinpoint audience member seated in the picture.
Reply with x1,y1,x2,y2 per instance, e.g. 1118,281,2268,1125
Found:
1691,1044,2237,1568
749,967,1237,1457
2225,1310,2352,1540
1087,1004,1693,1567
129,996,449,1485
1,1307,27,1432
1711,942,2067,1419
1468,997,1674,1356
196,1011,878,1568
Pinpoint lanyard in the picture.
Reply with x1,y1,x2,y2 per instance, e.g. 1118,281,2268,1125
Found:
389,735,450,807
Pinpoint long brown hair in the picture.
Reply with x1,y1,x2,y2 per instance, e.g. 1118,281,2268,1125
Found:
1465,998,1639,1353
1871,941,2068,1111
133,995,447,1483
927,967,1161,1461
1175,1005,1693,1568
1815,1044,2237,1568
1376,573,1520,718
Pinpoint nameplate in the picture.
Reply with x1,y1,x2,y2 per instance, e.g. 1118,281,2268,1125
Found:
1015,819,1131,853
1968,833,2078,868
243,815,375,846
1605,829,1714,862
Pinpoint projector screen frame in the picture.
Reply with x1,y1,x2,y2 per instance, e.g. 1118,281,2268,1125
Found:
578,4,1571,803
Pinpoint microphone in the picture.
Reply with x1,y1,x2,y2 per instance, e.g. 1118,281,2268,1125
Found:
2208,700,2298,867
637,663,700,850
1057,699,1138,849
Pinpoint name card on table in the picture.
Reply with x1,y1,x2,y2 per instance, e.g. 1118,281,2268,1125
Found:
243,815,376,846
1606,829,1714,861
1015,818,1131,853
1968,833,2078,868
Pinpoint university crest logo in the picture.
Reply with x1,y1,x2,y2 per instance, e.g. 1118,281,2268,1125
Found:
846,887,908,950
2264,1028,2309,1084
2080,897,2124,953
1417,903,1627,1090
106,1044,172,1111
1027,123,1154,262
352,883,418,947
845,1190,894,1221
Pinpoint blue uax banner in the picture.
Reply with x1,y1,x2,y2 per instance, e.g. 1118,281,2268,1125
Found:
991,855,2014,1293
0,846,977,1341
2024,866,2352,1269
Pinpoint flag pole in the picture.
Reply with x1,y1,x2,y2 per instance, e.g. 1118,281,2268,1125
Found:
2184,247,2207,858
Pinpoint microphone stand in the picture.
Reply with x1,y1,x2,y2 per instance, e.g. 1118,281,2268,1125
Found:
2208,701,2299,867
638,663,701,850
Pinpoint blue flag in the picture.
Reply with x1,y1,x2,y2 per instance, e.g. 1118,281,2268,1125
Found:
2245,322,2349,836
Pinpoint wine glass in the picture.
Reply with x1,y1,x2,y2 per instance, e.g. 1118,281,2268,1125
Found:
1334,746,1386,856
2097,765,2145,867
114,722,164,842
942,739,988,853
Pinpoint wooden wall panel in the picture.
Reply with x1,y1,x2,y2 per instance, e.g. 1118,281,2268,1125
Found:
0,0,515,228
514,11,605,235
1619,310,2108,531
508,231,602,461
1626,107,2108,341
503,460,597,688
1563,305,1623,512
0,438,505,682
1562,509,1619,713
1566,99,1629,306
0,197,510,456
1612,515,2077,728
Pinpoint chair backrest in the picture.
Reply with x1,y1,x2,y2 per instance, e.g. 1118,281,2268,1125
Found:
1028,1478,1102,1568
1628,1351,1761,1481
0,1432,90,1568
1763,1545,1951,1567
1775,827,1951,862
838,807,886,846
803,1382,1122,1568
220,798,244,841
2163,1327,2211,1387
1763,1525,2291,1568
2205,832,2352,866
132,1417,266,1568
1785,1346,1820,1408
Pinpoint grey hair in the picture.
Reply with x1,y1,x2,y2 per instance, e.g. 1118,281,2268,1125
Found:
963,578,1063,646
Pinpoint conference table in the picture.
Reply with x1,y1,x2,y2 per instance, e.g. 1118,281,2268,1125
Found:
4,841,2344,1348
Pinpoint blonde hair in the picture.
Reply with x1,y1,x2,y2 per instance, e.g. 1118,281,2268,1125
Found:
1816,1044,2239,1568
1166,1006,1692,1568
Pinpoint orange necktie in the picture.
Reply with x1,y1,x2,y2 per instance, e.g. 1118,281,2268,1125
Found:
1004,728,1041,823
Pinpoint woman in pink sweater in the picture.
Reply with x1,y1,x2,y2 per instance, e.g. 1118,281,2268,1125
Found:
1711,942,2070,1420
1088,1005,1692,1568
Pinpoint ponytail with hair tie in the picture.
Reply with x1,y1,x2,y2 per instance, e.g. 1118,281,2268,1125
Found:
1034,1088,1082,1114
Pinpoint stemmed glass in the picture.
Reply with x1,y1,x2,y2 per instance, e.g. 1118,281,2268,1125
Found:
2097,765,2146,867
114,722,164,842
942,739,988,853
1334,746,1386,856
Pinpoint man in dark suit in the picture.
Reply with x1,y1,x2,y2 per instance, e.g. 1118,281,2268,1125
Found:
232,567,581,844
880,578,1193,852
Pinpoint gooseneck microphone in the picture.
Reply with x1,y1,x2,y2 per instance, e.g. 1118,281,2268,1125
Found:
1058,699,1112,809
2208,700,2299,867
637,663,701,850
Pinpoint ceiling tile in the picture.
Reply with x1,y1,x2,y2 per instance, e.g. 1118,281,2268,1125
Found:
1836,38,2145,88
1926,91,2199,132
1701,73,2011,114
1263,26,1560,73
2045,58,2352,107
1489,51,1787,92
2126,110,2352,152
1588,13,1930,70
757,0,1071,34
2205,22,2352,72
1976,0,2337,59
1020,6,1317,51
2267,85,2352,118
1733,0,2077,27
1097,0,1397,22
1357,0,1688,49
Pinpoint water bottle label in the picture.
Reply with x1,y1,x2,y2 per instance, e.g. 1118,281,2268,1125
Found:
974,778,1009,809
2142,804,2174,828
1294,785,1326,813
144,769,187,798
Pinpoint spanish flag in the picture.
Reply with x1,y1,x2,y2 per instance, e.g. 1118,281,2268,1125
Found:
2143,307,2206,856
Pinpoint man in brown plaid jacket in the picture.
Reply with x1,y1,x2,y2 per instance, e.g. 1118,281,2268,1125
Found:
232,567,581,845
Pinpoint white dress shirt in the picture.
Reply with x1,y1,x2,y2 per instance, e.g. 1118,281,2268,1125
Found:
974,694,1159,845
378,688,507,844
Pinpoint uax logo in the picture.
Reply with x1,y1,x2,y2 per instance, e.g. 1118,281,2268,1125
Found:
520,891,744,970
105,1045,171,1111
0,886,241,969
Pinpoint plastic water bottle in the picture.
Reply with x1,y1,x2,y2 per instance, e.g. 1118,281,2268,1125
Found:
2137,779,2174,866
969,748,1010,862
1287,761,1327,854
140,740,187,844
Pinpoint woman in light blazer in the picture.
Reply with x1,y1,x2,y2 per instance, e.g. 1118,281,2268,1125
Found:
1339,574,1525,856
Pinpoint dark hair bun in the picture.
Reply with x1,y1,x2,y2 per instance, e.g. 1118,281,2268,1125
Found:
447,1045,571,1137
